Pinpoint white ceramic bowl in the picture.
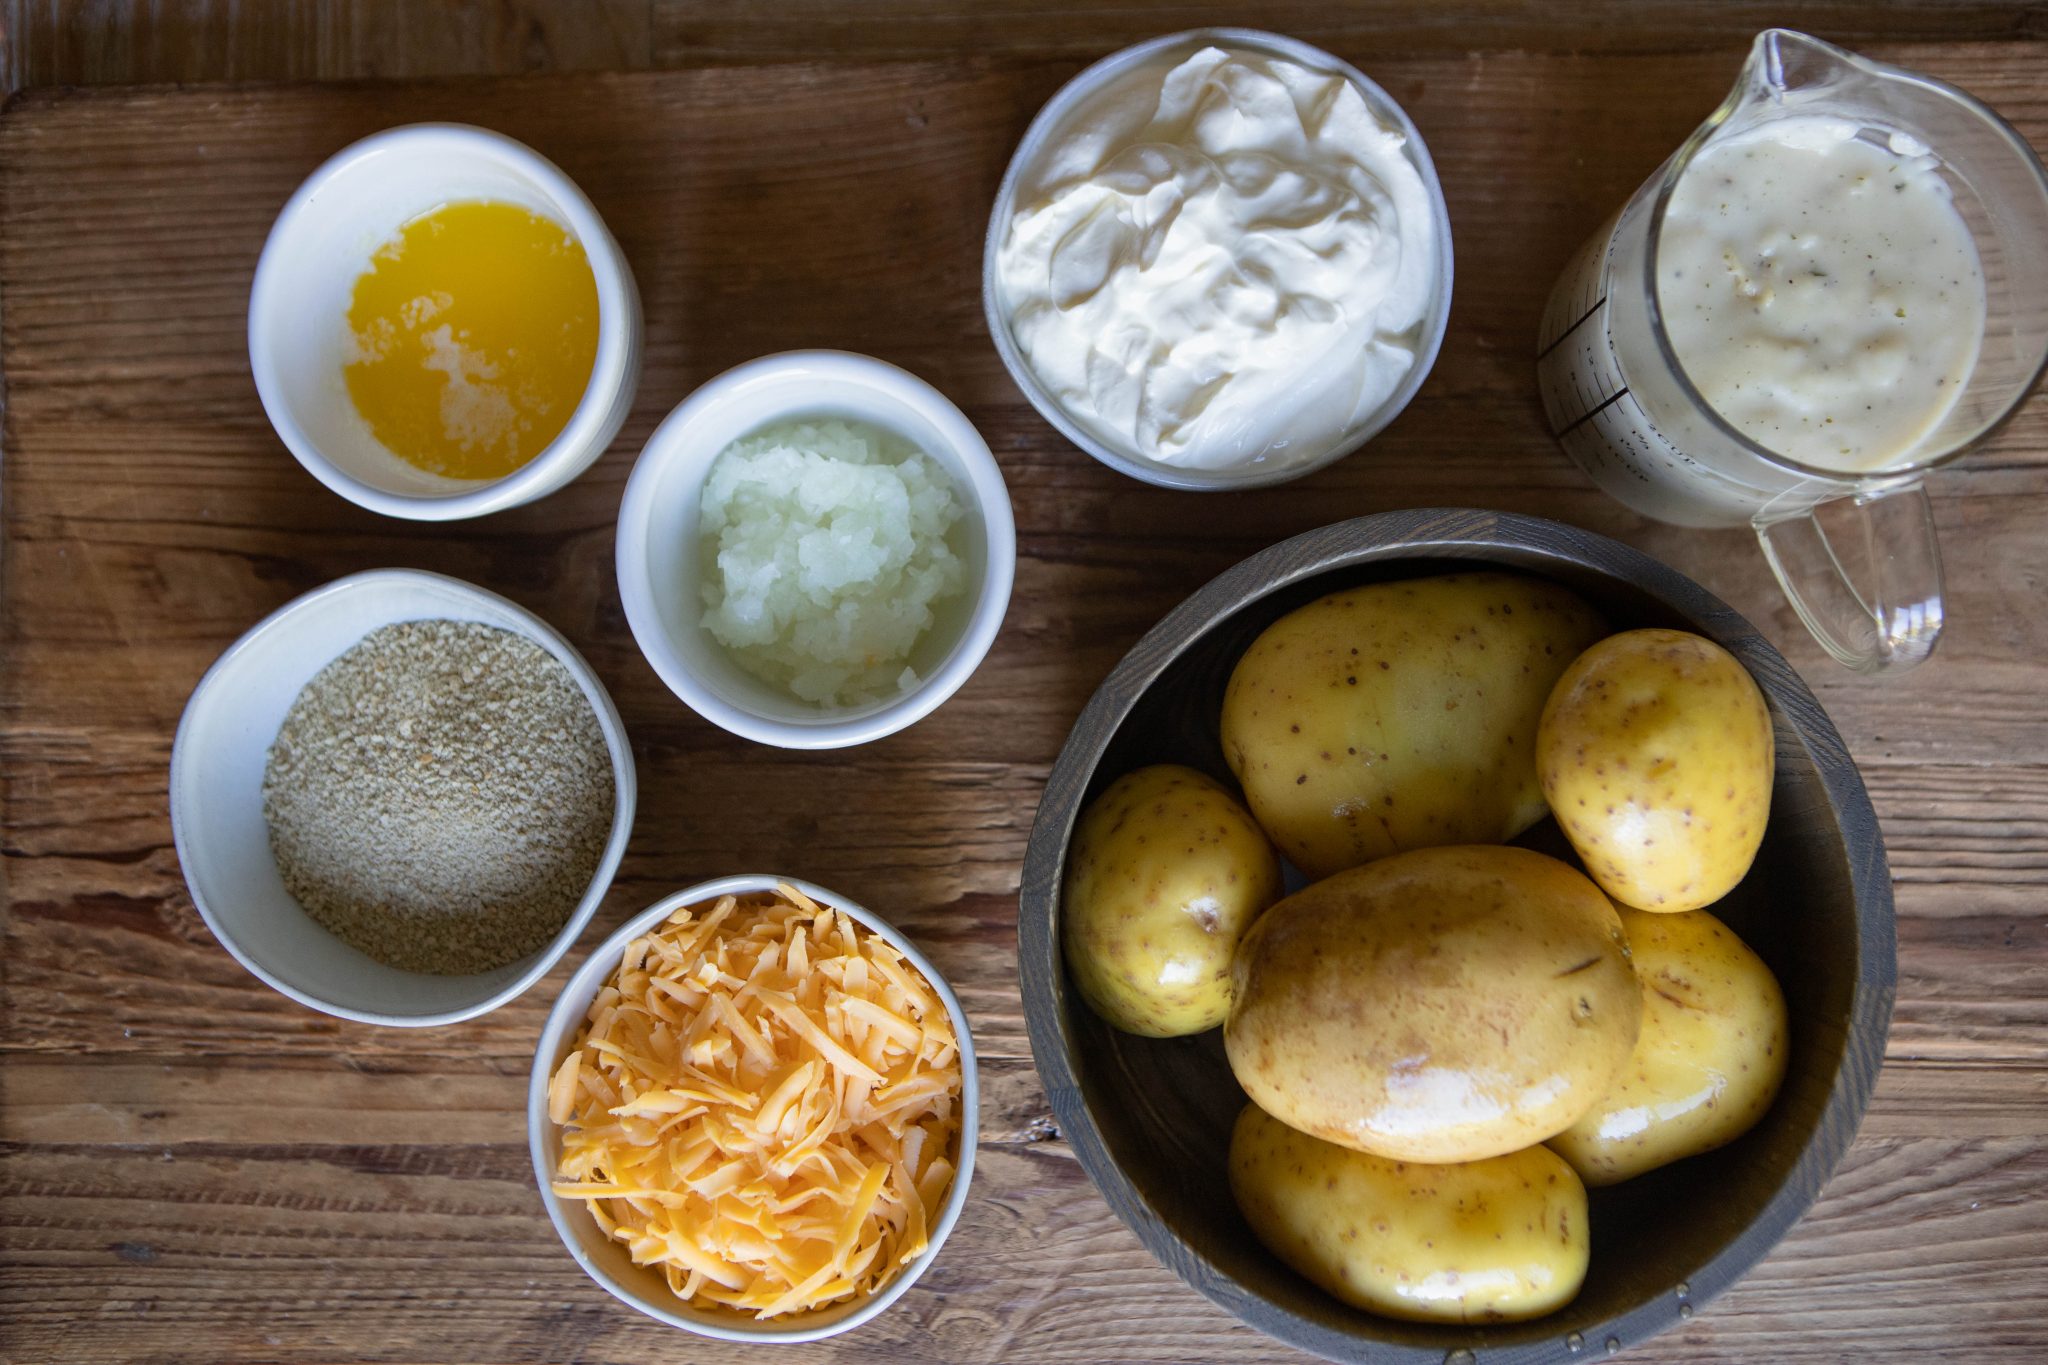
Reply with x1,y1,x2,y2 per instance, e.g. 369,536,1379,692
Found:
169,569,637,1026
528,873,979,1342
616,350,1016,748
982,28,1455,490
249,123,643,520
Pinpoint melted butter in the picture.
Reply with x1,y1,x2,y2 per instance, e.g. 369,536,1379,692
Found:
345,201,598,480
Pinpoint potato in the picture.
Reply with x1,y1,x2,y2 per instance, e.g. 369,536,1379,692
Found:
1229,1104,1589,1323
1221,572,1605,879
1062,764,1284,1037
1225,845,1640,1162
1538,628,1773,913
1549,907,1788,1185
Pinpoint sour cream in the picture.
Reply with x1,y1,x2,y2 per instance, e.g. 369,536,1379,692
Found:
1656,115,1987,472
994,45,1442,473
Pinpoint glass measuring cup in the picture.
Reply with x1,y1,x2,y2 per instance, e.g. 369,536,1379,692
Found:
1536,30,2048,674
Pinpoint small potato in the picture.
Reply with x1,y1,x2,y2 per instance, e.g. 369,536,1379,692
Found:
1062,765,1283,1037
1225,845,1640,1163
1221,572,1605,879
1230,1104,1589,1324
1549,908,1789,1186
1538,628,1773,912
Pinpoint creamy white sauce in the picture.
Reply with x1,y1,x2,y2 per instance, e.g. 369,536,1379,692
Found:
1656,114,1986,471
995,46,1439,472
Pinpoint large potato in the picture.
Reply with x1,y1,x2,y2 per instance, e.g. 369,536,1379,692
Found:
1549,907,1788,1185
1062,765,1283,1037
1538,628,1773,912
1221,573,1605,879
1225,845,1640,1162
1229,1104,1589,1323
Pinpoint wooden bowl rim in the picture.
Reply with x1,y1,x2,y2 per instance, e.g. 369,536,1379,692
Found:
1017,507,1897,1363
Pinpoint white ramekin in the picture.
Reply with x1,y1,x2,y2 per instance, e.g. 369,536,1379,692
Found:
528,873,979,1342
168,569,637,1026
982,28,1456,491
249,124,643,520
616,350,1016,749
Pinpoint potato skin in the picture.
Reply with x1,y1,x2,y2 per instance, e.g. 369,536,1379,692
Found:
1220,572,1604,880
1225,846,1641,1163
1229,1104,1589,1323
1549,908,1789,1186
1062,765,1284,1037
1538,628,1774,913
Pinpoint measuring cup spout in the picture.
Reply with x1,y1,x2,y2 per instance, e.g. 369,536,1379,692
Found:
1742,29,1860,105
1731,29,1948,129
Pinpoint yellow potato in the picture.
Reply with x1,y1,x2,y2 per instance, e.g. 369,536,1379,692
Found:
1221,572,1605,879
1229,1104,1589,1323
1538,628,1774,912
1062,764,1284,1037
1549,907,1789,1185
1225,845,1641,1162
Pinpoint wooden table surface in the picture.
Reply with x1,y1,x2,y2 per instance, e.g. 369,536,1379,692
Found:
2,6,2043,1364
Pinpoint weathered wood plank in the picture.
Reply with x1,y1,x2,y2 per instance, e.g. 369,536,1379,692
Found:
14,0,2045,95
653,2,2048,65
3,1138,2042,1363
5,0,654,93
3,36,2045,1365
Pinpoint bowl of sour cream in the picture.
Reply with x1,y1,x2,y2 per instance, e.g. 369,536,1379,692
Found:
984,29,1453,490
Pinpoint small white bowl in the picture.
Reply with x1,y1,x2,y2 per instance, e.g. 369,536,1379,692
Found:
528,873,979,1342
169,569,637,1026
249,124,643,520
616,351,1016,749
982,28,1455,491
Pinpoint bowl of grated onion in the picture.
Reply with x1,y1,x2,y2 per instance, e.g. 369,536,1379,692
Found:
526,874,979,1341
615,349,1016,750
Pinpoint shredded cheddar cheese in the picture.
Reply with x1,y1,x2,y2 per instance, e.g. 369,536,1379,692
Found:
549,884,963,1319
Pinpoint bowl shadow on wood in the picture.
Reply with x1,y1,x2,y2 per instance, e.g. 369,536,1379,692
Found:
1019,509,1895,1364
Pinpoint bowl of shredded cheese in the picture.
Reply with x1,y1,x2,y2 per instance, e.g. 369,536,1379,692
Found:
527,875,978,1341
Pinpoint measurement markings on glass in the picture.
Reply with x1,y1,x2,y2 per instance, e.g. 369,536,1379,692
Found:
1535,220,1698,503
1556,385,1631,438
1536,296,1605,365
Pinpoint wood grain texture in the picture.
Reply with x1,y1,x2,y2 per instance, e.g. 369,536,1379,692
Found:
2,28,2045,1365
4,0,654,92
653,0,2048,64
8,0,2048,93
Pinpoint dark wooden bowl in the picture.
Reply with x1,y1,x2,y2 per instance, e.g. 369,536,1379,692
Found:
1018,508,1895,1363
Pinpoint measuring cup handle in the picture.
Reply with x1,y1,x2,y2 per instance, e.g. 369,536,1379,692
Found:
1753,482,1945,674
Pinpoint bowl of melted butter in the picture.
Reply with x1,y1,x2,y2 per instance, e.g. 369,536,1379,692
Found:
250,124,642,520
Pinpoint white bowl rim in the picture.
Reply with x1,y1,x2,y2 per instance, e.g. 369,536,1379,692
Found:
526,872,981,1342
615,349,1017,749
980,27,1456,491
168,567,639,1027
247,122,639,522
